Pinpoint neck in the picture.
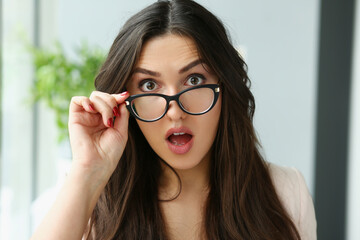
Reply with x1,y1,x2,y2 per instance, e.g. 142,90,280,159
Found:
158,151,211,199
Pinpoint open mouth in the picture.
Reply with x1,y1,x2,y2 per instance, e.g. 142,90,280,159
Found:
167,132,193,146
165,127,194,154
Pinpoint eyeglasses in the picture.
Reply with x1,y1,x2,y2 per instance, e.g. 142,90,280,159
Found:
125,84,220,122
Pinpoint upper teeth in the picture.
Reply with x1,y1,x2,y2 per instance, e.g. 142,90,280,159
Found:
173,132,185,136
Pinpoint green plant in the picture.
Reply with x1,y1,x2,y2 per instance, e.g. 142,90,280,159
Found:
31,42,106,142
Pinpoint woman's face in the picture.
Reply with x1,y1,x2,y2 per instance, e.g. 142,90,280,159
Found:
127,34,221,171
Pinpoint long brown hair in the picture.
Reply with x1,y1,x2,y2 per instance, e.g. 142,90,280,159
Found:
88,0,301,239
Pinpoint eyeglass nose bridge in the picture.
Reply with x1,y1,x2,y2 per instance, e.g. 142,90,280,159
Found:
161,91,187,117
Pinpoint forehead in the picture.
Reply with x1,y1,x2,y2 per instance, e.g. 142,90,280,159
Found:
136,34,200,69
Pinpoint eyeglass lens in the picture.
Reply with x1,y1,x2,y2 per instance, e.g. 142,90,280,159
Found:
131,87,214,121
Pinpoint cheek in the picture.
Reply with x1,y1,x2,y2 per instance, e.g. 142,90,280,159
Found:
209,95,221,126
209,97,222,135
136,120,162,144
197,97,222,142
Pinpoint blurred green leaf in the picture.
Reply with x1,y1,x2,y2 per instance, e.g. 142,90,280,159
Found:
30,42,106,142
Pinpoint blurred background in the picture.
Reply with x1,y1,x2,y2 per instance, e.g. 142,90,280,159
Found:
0,0,359,239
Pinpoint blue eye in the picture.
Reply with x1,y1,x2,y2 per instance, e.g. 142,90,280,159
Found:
186,74,205,86
139,80,158,92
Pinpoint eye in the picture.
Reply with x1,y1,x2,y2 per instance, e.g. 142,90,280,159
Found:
139,80,158,92
185,74,205,86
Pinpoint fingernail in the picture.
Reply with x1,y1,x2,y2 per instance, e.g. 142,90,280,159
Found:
113,106,120,117
120,91,128,96
89,104,95,111
107,118,113,127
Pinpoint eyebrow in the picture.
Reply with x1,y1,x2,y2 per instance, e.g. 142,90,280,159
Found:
179,59,204,73
132,68,160,77
132,59,205,77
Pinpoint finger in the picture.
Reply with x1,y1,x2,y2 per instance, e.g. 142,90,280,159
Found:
90,91,119,108
89,93,118,127
113,103,130,133
70,96,96,113
111,91,129,104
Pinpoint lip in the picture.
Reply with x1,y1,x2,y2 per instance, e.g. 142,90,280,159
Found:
165,126,193,139
165,126,194,154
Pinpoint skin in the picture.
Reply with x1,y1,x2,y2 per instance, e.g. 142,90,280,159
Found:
31,34,221,240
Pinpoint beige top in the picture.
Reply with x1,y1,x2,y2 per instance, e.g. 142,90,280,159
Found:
268,163,317,240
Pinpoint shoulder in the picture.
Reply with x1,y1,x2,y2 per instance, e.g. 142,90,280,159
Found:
267,162,317,240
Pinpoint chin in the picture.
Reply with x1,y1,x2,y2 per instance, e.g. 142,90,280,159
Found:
166,159,202,171
159,148,211,172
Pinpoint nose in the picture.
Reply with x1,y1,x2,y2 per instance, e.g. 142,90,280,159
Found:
165,100,186,121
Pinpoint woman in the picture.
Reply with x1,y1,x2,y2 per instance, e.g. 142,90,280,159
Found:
31,0,316,239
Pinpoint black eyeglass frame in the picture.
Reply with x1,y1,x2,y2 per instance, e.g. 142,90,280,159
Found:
125,84,220,122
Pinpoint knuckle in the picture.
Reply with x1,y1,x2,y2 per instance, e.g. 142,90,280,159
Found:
90,94,101,102
89,90,102,98
89,91,96,99
71,96,81,103
109,96,117,106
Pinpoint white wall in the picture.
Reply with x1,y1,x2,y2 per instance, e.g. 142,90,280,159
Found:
347,0,360,239
57,0,319,193
1,0,35,239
